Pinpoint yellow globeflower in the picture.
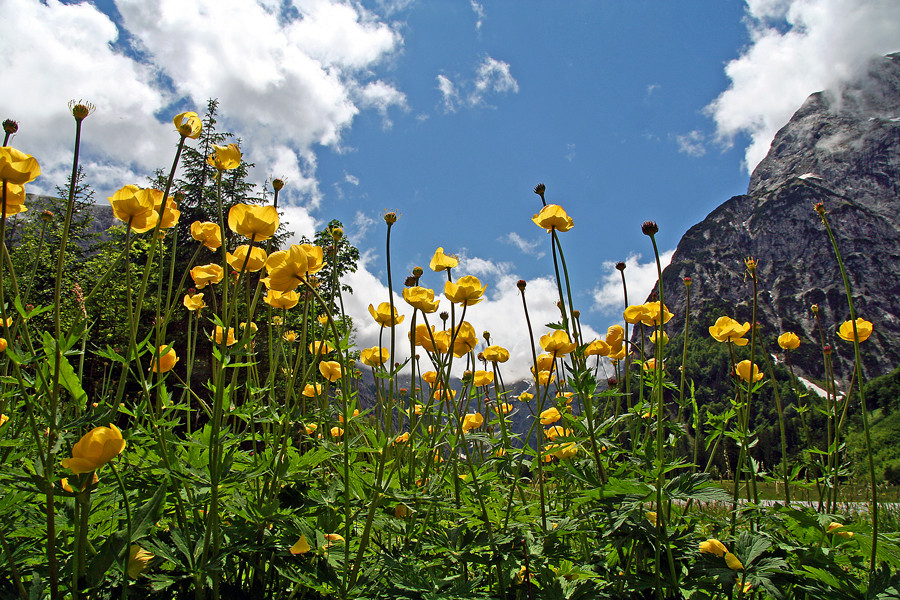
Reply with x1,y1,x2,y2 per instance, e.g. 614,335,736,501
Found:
368,302,405,327
826,522,854,538
0,338,7,352
394,432,410,444
302,383,322,397
183,292,205,311
532,204,574,232
330,427,344,438
446,321,478,357
422,370,438,385
699,539,728,558
472,370,494,387
724,552,744,571
360,346,390,367
545,426,572,441
540,407,561,425
262,244,323,292
837,318,873,343
540,330,576,356
265,289,300,310
403,286,440,313
444,275,487,306
483,345,510,363
190,221,222,250
290,535,311,555
319,361,342,382
207,143,241,170
0,146,41,185
308,340,334,355
429,247,458,272
518,392,534,402
152,345,178,373
0,414,8,426
213,326,237,346
283,330,298,343
585,339,610,357
410,324,444,353
709,316,751,346
173,111,202,139
461,412,484,433
228,204,279,241
226,245,268,273
640,301,674,326
61,424,126,474
153,194,180,228
0,182,27,216
190,264,224,289
108,185,160,233
778,332,801,350
624,304,649,325
127,545,154,579
551,441,578,460
734,360,763,383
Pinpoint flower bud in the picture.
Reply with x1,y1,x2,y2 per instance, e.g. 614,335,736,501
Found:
814,202,826,216
517,279,526,291
439,311,449,323
641,220,659,236
174,191,185,203
68,100,95,121
330,226,343,241
683,276,692,286
383,211,398,225
615,261,626,271
533,183,545,198
811,304,819,315
745,257,757,273
607,377,617,387
2,119,18,135
824,345,832,355
477,352,485,361
573,310,580,319
412,266,424,278
40,210,53,222
483,330,491,341
272,178,285,191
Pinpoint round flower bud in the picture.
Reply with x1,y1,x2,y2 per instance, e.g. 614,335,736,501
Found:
272,178,285,191
615,261,626,271
517,279,527,291
607,377,617,387
2,119,18,135
412,266,424,277
41,210,53,222
69,100,95,121
641,220,659,236
384,211,398,225
811,304,819,315
684,277,692,286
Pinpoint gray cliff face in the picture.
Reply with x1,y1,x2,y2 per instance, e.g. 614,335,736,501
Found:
656,53,900,381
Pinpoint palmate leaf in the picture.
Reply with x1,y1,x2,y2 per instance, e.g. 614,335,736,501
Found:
664,472,731,503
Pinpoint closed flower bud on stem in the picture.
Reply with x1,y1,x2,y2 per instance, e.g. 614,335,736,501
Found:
413,266,424,278
41,210,53,222
517,279,526,291
683,276,692,286
641,220,659,236
615,261,626,271
383,211,398,225
2,119,17,135
272,178,285,191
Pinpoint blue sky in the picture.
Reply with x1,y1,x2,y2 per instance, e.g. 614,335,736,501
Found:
3,0,899,378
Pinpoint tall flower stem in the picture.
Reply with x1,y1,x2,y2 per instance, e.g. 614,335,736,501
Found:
816,204,878,573
518,281,547,530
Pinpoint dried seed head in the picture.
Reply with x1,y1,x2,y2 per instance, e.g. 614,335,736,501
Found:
383,211,398,225
533,183,546,197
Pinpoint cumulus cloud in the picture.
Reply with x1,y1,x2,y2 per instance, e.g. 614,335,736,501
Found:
436,56,518,112
343,253,599,381
591,251,676,316
1,0,405,210
707,0,900,171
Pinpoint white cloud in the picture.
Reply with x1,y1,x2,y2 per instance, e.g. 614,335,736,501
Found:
1,0,404,210
707,0,900,171
470,0,486,30
499,232,545,259
675,130,707,157
279,204,319,246
344,172,360,186
591,251,675,316
436,56,518,112
351,210,376,243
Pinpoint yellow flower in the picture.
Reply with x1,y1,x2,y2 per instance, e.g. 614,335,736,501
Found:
239,321,258,336
152,345,178,373
213,326,237,346
173,111,202,139
0,414,8,427
540,330,576,356
302,383,322,397
228,204,279,241
61,424,126,474
368,302,405,327
394,504,410,518
190,221,222,250
709,316,751,346
551,441,578,460
304,423,317,435
338,409,359,423
473,370,494,386
265,289,300,310
319,361,342,382
330,427,344,438
108,185,160,233
623,304,649,325
483,345,510,363
207,143,241,170
540,407,561,425
127,545,154,579
190,264,224,289
827,522,854,538
518,392,533,402
0,338,8,352
0,182,27,216
272,316,283,325
778,332,801,350
226,245,268,272
585,339,610,357
534,353,555,372
290,535,311,555
650,331,668,346
309,340,334,355
461,412,484,433
0,147,41,186
639,301,674,327
153,194,180,228
403,286,440,313
545,426,572,440
606,325,625,356
699,539,728,558
324,533,344,545
646,511,657,526
532,204,574,232
444,321,478,357
283,330,298,343
422,370,438,385
360,346,390,367
429,247,459,272
394,432,410,444
724,552,744,571
262,245,324,292
410,324,445,353
837,318,873,343
494,402,513,414
536,370,555,386
183,292,205,311
734,360,764,383
444,275,487,306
